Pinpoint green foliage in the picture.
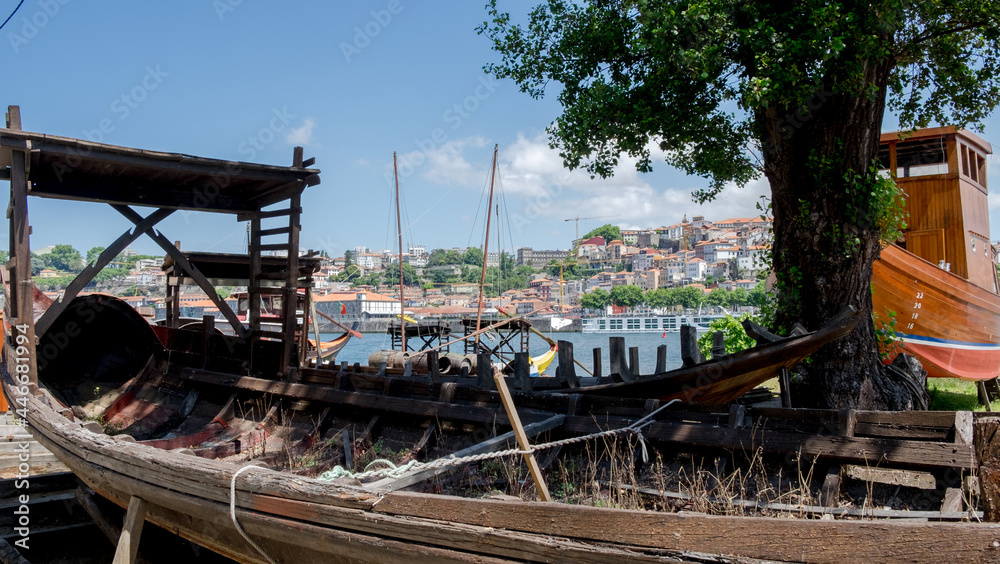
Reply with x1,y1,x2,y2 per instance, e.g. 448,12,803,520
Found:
46,244,84,272
873,307,903,361
427,248,464,266
383,262,419,286
216,286,232,300
581,224,621,243
698,314,759,358
86,246,105,265
609,284,644,308
671,286,704,310
579,288,610,310
344,249,354,267
463,247,484,267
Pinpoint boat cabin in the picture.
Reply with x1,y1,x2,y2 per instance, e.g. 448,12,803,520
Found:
878,127,996,292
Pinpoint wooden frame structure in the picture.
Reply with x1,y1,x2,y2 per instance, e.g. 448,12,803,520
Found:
1,105,321,381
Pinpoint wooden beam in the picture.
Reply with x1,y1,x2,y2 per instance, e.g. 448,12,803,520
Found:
8,107,37,386
112,205,247,340
34,208,174,337
492,369,551,501
112,495,148,564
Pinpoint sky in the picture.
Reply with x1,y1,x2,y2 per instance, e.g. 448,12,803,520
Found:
2,1,999,259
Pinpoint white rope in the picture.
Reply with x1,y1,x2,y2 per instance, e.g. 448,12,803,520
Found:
230,465,278,564
318,400,680,482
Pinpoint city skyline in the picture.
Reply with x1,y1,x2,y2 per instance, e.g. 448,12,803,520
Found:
2,3,998,259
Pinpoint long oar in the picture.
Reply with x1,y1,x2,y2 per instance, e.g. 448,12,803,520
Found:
495,306,593,376
314,308,363,339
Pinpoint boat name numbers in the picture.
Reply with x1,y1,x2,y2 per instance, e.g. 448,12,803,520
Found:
907,291,924,330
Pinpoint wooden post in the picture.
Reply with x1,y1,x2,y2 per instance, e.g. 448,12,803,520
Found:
7,106,37,387
492,369,551,501
592,348,602,378
655,344,667,374
513,351,532,391
711,331,726,358
628,346,640,377
680,325,705,367
427,350,441,382
477,352,492,387
778,367,793,408
342,429,353,471
609,337,631,382
975,416,1000,521
201,315,215,370
555,340,578,388
112,495,147,564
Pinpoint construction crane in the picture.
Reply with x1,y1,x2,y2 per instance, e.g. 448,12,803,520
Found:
563,215,620,245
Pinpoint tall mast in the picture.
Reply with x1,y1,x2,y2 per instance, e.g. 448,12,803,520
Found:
475,144,498,347
394,152,406,352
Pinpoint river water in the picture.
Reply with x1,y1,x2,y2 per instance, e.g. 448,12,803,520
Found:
323,331,685,375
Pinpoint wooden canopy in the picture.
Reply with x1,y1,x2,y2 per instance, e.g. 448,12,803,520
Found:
0,128,319,212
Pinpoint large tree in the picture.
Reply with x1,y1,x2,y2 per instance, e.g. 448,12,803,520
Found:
480,0,1000,409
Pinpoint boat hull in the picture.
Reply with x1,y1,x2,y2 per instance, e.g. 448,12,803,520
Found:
873,244,1000,380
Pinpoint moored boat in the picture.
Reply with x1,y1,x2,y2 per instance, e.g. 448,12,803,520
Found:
873,127,1000,380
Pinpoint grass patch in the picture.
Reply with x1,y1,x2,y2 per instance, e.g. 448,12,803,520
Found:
927,378,991,411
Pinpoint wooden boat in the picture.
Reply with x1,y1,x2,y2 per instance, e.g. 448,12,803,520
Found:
4,109,999,563
873,127,1000,380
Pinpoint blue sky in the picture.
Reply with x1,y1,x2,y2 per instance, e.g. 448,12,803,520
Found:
2,1,999,259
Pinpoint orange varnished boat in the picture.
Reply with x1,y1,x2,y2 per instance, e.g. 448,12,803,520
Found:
873,127,1000,380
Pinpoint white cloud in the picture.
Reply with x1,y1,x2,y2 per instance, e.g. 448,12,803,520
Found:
285,118,315,145
396,136,488,187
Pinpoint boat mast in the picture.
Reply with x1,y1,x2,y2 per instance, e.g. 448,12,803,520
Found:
475,145,498,348
394,152,406,352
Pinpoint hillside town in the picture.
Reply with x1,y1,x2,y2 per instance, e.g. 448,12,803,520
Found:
23,214,773,324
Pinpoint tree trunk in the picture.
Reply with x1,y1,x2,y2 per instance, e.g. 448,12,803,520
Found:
758,56,915,410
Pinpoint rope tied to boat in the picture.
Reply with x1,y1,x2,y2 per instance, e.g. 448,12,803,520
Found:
230,465,278,564
316,400,678,482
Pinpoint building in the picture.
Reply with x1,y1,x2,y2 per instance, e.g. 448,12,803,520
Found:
516,247,569,269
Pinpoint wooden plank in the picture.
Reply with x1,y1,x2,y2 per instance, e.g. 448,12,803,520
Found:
112,495,147,564
375,491,1000,563
608,337,631,382
366,415,565,492
563,416,976,469
513,352,532,391
711,331,725,358
820,466,842,507
941,487,964,513
492,369,551,501
591,348,602,378
844,465,937,490
8,125,36,386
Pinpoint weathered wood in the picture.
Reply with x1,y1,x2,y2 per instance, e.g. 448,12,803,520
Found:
592,348,602,378
628,346,640,376
820,466,842,507
974,415,1000,521
564,416,976,469
201,315,215,370
492,370,551,502
608,337,632,382
513,352,532,391
0,536,30,564
427,350,441,382
844,465,937,490
655,344,667,374
679,325,704,367
476,353,492,388
112,495,147,564
711,331,726,358
954,411,974,444
741,317,784,345
727,404,746,429
376,490,1000,563
114,205,247,340
778,368,792,408
342,429,353,471
555,341,577,388
941,487,965,513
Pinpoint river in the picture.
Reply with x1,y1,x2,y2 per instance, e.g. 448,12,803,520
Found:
321,331,686,375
